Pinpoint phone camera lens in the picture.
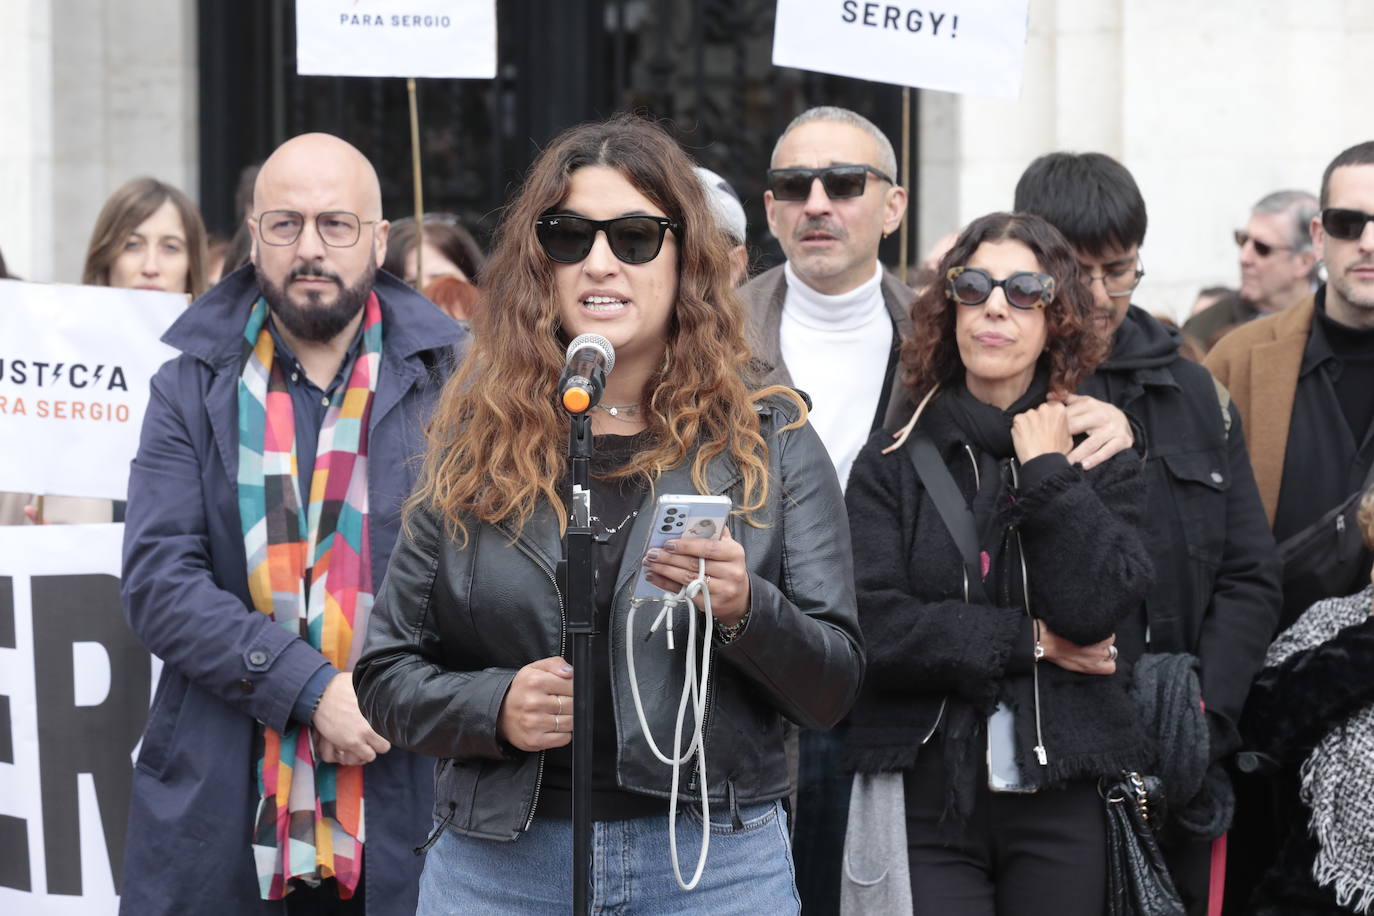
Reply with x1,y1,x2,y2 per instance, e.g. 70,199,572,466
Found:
665,508,678,516
661,524,672,532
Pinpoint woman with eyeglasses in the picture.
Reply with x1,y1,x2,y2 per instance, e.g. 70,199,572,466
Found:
353,115,862,914
841,211,1154,915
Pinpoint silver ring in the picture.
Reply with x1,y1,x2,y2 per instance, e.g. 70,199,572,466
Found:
1108,645,1119,662
556,695,564,717
553,714,562,732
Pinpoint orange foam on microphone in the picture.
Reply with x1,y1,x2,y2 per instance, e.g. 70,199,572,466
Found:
563,387,592,413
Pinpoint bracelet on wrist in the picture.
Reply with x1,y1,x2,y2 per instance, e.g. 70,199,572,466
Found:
715,612,751,644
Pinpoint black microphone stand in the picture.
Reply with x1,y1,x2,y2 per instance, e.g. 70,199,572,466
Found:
560,405,596,915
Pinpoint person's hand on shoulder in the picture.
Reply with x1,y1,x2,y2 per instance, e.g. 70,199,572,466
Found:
1053,393,1134,469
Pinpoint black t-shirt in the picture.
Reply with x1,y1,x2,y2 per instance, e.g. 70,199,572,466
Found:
541,432,669,821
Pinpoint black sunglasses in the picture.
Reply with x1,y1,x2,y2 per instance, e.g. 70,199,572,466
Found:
1321,208,1374,242
1233,229,1294,258
945,266,1056,311
535,214,678,265
766,164,895,201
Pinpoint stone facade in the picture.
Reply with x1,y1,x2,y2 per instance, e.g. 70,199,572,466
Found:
0,0,197,284
918,0,1374,320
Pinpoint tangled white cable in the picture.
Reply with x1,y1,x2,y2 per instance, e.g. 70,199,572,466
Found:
625,555,713,891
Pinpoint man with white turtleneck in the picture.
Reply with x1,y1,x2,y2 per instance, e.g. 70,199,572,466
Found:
741,105,912,916
778,260,894,485
745,107,913,498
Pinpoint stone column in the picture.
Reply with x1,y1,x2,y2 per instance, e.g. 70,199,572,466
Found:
0,0,198,284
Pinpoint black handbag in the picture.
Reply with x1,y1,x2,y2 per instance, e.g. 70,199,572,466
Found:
1276,462,1374,625
1103,772,1186,916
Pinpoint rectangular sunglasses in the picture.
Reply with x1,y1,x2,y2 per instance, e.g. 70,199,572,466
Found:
766,164,895,201
1321,208,1374,241
535,214,678,264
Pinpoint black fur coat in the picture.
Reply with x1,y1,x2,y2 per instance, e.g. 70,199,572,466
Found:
842,388,1155,805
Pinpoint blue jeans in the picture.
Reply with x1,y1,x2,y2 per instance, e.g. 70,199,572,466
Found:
417,800,800,915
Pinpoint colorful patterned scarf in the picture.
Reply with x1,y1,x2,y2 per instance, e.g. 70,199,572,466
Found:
237,293,382,900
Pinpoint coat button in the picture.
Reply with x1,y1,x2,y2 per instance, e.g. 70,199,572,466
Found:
1210,471,1223,484
248,649,268,666
239,678,254,693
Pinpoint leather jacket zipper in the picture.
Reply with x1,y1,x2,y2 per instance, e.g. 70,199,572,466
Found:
509,537,567,832
686,644,714,793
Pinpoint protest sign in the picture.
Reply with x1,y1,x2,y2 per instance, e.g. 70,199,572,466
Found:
0,524,153,914
0,281,181,501
296,0,497,79
773,0,1031,100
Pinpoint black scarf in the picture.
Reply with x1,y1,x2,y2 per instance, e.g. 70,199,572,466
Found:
944,366,1051,459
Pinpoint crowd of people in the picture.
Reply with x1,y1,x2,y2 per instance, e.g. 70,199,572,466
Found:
4,104,1374,916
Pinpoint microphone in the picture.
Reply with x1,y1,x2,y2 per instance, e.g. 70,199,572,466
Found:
559,333,615,414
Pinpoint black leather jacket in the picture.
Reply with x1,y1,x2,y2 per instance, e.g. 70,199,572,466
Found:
355,396,863,840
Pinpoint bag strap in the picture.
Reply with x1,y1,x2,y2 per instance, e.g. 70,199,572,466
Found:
905,431,989,604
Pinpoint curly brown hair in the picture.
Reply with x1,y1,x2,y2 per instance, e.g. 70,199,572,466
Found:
901,211,1107,400
409,114,802,539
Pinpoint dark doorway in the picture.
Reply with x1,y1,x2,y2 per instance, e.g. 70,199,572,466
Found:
198,0,918,273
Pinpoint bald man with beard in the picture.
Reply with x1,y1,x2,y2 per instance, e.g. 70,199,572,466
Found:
119,134,464,915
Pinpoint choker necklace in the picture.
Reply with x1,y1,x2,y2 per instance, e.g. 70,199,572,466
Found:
594,402,642,418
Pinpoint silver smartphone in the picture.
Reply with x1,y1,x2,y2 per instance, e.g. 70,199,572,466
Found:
987,702,1036,793
631,493,732,600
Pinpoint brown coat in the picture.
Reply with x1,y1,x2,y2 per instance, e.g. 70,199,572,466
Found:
1203,294,1315,527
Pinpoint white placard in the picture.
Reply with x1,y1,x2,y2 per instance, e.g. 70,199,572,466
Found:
773,0,1030,101
296,0,497,79
0,524,156,913
0,281,182,501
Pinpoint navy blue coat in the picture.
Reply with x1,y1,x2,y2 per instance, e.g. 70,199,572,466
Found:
119,266,464,915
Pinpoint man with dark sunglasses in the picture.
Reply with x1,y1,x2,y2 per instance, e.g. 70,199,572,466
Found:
740,106,910,915
1184,190,1318,351
1206,141,1374,913
1016,151,1282,916
1208,142,1374,623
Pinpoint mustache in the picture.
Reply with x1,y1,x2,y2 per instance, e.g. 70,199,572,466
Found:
289,263,342,284
794,217,847,240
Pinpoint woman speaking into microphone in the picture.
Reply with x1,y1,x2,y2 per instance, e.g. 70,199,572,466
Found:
354,115,862,914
